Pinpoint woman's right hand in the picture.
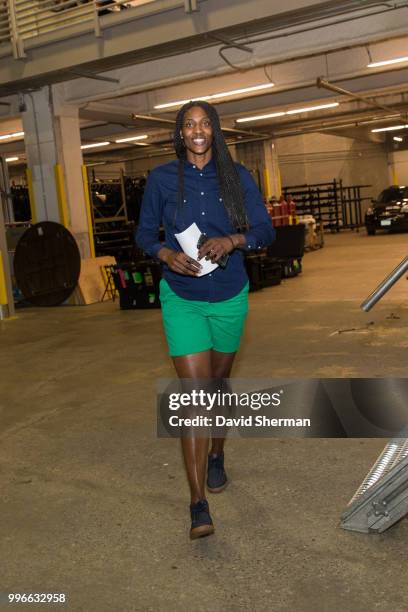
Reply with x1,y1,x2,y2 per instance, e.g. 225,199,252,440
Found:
159,248,202,276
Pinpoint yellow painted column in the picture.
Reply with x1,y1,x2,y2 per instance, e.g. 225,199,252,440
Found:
81,165,96,258
0,251,7,306
25,168,37,224
263,168,271,200
262,140,282,199
54,164,69,227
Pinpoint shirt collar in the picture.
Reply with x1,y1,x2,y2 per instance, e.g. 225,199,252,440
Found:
184,157,215,172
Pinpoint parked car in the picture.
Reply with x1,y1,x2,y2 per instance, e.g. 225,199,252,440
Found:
365,185,408,235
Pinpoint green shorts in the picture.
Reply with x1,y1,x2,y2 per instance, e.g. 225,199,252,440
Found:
159,279,249,357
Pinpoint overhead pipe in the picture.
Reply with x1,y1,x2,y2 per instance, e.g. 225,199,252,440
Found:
316,77,405,116
270,112,403,138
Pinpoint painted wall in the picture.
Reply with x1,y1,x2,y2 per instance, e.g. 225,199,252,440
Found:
276,133,389,205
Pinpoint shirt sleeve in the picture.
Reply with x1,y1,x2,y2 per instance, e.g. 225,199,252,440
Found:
237,164,276,251
135,172,166,259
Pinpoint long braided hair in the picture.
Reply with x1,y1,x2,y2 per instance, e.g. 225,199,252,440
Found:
173,100,248,231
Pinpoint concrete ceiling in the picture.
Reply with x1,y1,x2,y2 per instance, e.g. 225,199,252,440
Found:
2,0,408,165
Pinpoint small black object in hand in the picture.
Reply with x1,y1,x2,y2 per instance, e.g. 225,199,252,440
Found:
197,234,229,269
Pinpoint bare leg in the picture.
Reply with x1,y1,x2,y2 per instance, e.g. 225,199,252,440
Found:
172,351,212,504
209,350,236,456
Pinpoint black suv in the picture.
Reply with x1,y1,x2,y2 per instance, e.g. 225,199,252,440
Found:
365,185,408,235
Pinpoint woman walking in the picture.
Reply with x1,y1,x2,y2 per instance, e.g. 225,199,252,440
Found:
136,101,275,539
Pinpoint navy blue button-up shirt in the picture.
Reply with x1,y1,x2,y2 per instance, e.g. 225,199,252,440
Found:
136,158,275,302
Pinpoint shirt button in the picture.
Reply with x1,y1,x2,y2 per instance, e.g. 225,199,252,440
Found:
201,212,205,215
219,198,222,202
201,191,204,196
200,173,203,177
193,165,196,169
209,274,212,277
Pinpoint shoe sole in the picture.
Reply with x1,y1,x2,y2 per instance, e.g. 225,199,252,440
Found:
190,524,215,540
207,480,228,494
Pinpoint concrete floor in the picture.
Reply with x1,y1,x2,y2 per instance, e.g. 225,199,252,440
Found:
0,231,407,612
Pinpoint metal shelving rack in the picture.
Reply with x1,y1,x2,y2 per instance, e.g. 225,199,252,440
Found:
283,179,371,231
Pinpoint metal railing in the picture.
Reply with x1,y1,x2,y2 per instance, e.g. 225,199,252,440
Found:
0,0,196,59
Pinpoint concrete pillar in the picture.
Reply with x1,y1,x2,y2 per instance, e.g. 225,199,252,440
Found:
21,88,60,224
386,150,408,186
53,101,91,258
235,138,282,199
0,191,15,319
21,86,91,258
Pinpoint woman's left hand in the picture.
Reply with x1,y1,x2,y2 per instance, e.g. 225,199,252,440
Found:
197,236,234,263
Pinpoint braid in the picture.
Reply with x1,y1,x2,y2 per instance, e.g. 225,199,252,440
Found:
173,100,248,231
172,111,187,226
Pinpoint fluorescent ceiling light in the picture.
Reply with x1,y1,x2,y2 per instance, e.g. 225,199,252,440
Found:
0,131,24,141
156,96,212,109
286,102,339,114
5,156,19,162
236,112,285,123
368,55,408,68
371,124,408,133
154,83,275,109
81,141,110,149
210,83,274,99
115,141,149,147
393,136,403,142
115,134,148,143
237,102,339,123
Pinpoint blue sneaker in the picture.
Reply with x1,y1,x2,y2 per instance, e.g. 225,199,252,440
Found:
190,499,214,540
207,452,228,493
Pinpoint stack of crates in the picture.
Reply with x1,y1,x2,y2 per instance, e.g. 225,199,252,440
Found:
266,225,305,278
111,261,161,309
245,254,282,291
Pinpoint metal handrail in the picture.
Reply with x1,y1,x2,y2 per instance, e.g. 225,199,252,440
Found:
3,0,159,57
16,1,95,18
17,7,96,33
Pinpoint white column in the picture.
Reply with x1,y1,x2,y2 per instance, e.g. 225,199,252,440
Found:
21,88,60,223
53,98,91,258
21,86,91,258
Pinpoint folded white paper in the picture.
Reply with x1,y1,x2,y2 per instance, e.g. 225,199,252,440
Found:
174,222,218,277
